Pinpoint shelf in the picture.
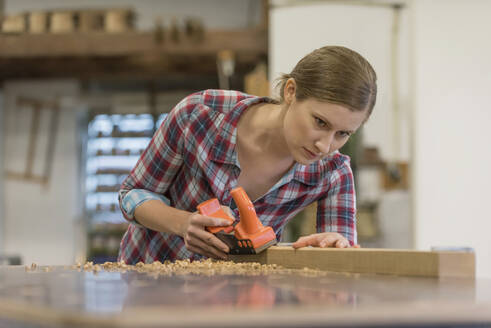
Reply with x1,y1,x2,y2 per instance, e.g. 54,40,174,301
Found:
94,168,131,175
88,211,127,225
89,224,128,237
88,173,128,178
0,28,267,81
91,136,152,139
94,185,121,192
97,131,153,138
93,151,144,156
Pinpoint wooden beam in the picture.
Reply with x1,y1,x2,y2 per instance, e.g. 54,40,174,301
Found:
0,54,258,81
230,246,475,278
0,29,266,58
0,29,266,81
5,172,47,184
25,103,41,178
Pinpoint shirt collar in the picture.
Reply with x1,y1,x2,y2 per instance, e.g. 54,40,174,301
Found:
280,151,347,187
210,95,272,165
262,152,348,204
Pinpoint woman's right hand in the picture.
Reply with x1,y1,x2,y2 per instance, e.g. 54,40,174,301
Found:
181,213,232,260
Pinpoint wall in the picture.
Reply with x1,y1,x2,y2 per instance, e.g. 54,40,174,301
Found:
2,81,82,265
0,0,4,249
0,92,4,253
271,0,491,277
270,1,411,162
411,0,491,277
270,1,412,249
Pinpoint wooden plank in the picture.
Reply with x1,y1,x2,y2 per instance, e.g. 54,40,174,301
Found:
5,171,46,184
25,104,41,178
230,246,475,278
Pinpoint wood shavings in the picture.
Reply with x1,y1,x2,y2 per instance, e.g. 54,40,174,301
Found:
70,262,82,270
83,261,94,271
24,263,53,273
75,259,328,277
25,263,38,272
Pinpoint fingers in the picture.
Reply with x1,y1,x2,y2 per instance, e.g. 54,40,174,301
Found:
221,206,236,219
192,215,232,228
320,234,348,248
184,215,230,258
188,224,229,253
187,235,228,260
334,238,349,248
186,243,226,260
292,235,317,249
293,233,352,249
185,237,228,260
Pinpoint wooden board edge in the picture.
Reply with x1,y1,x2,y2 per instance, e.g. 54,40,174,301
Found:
230,246,476,278
437,251,476,278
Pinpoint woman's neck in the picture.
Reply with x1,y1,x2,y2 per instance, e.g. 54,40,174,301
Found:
238,102,292,161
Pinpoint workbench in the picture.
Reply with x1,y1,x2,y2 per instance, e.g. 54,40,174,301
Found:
0,249,490,328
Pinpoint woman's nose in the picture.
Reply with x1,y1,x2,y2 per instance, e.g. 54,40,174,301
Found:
314,133,334,155
314,141,329,155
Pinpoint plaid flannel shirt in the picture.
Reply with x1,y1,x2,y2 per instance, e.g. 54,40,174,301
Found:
118,89,357,264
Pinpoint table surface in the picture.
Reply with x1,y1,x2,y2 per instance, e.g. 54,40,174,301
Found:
0,265,490,328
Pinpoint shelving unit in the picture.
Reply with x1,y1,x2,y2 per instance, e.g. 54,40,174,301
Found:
85,113,167,262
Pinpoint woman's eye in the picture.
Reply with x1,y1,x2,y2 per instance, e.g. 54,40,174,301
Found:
314,117,326,127
337,131,351,138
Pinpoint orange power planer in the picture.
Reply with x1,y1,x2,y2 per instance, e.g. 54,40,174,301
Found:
197,187,277,255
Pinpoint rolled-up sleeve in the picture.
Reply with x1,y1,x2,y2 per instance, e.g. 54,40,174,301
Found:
120,189,171,220
316,160,357,245
118,95,195,222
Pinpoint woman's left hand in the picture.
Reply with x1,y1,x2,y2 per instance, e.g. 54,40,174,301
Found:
292,232,360,249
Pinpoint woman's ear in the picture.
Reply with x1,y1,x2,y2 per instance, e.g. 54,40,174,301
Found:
283,78,296,105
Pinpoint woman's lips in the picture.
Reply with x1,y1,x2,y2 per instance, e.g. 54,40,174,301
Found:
303,147,318,159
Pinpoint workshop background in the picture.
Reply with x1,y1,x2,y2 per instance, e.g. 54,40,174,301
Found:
0,0,489,277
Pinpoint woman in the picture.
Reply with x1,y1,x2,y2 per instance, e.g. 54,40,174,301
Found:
118,46,377,264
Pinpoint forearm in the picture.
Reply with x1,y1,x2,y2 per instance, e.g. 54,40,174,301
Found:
134,200,190,237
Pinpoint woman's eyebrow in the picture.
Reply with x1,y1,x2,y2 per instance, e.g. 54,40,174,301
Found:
315,114,355,133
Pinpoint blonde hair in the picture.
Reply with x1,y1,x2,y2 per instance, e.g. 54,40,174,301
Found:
276,46,377,117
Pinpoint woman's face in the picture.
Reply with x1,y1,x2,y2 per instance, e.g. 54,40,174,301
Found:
282,82,367,165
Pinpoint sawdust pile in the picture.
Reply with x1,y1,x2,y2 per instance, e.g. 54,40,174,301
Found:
61,259,328,277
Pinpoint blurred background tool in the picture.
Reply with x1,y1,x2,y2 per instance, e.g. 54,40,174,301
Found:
216,49,235,89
